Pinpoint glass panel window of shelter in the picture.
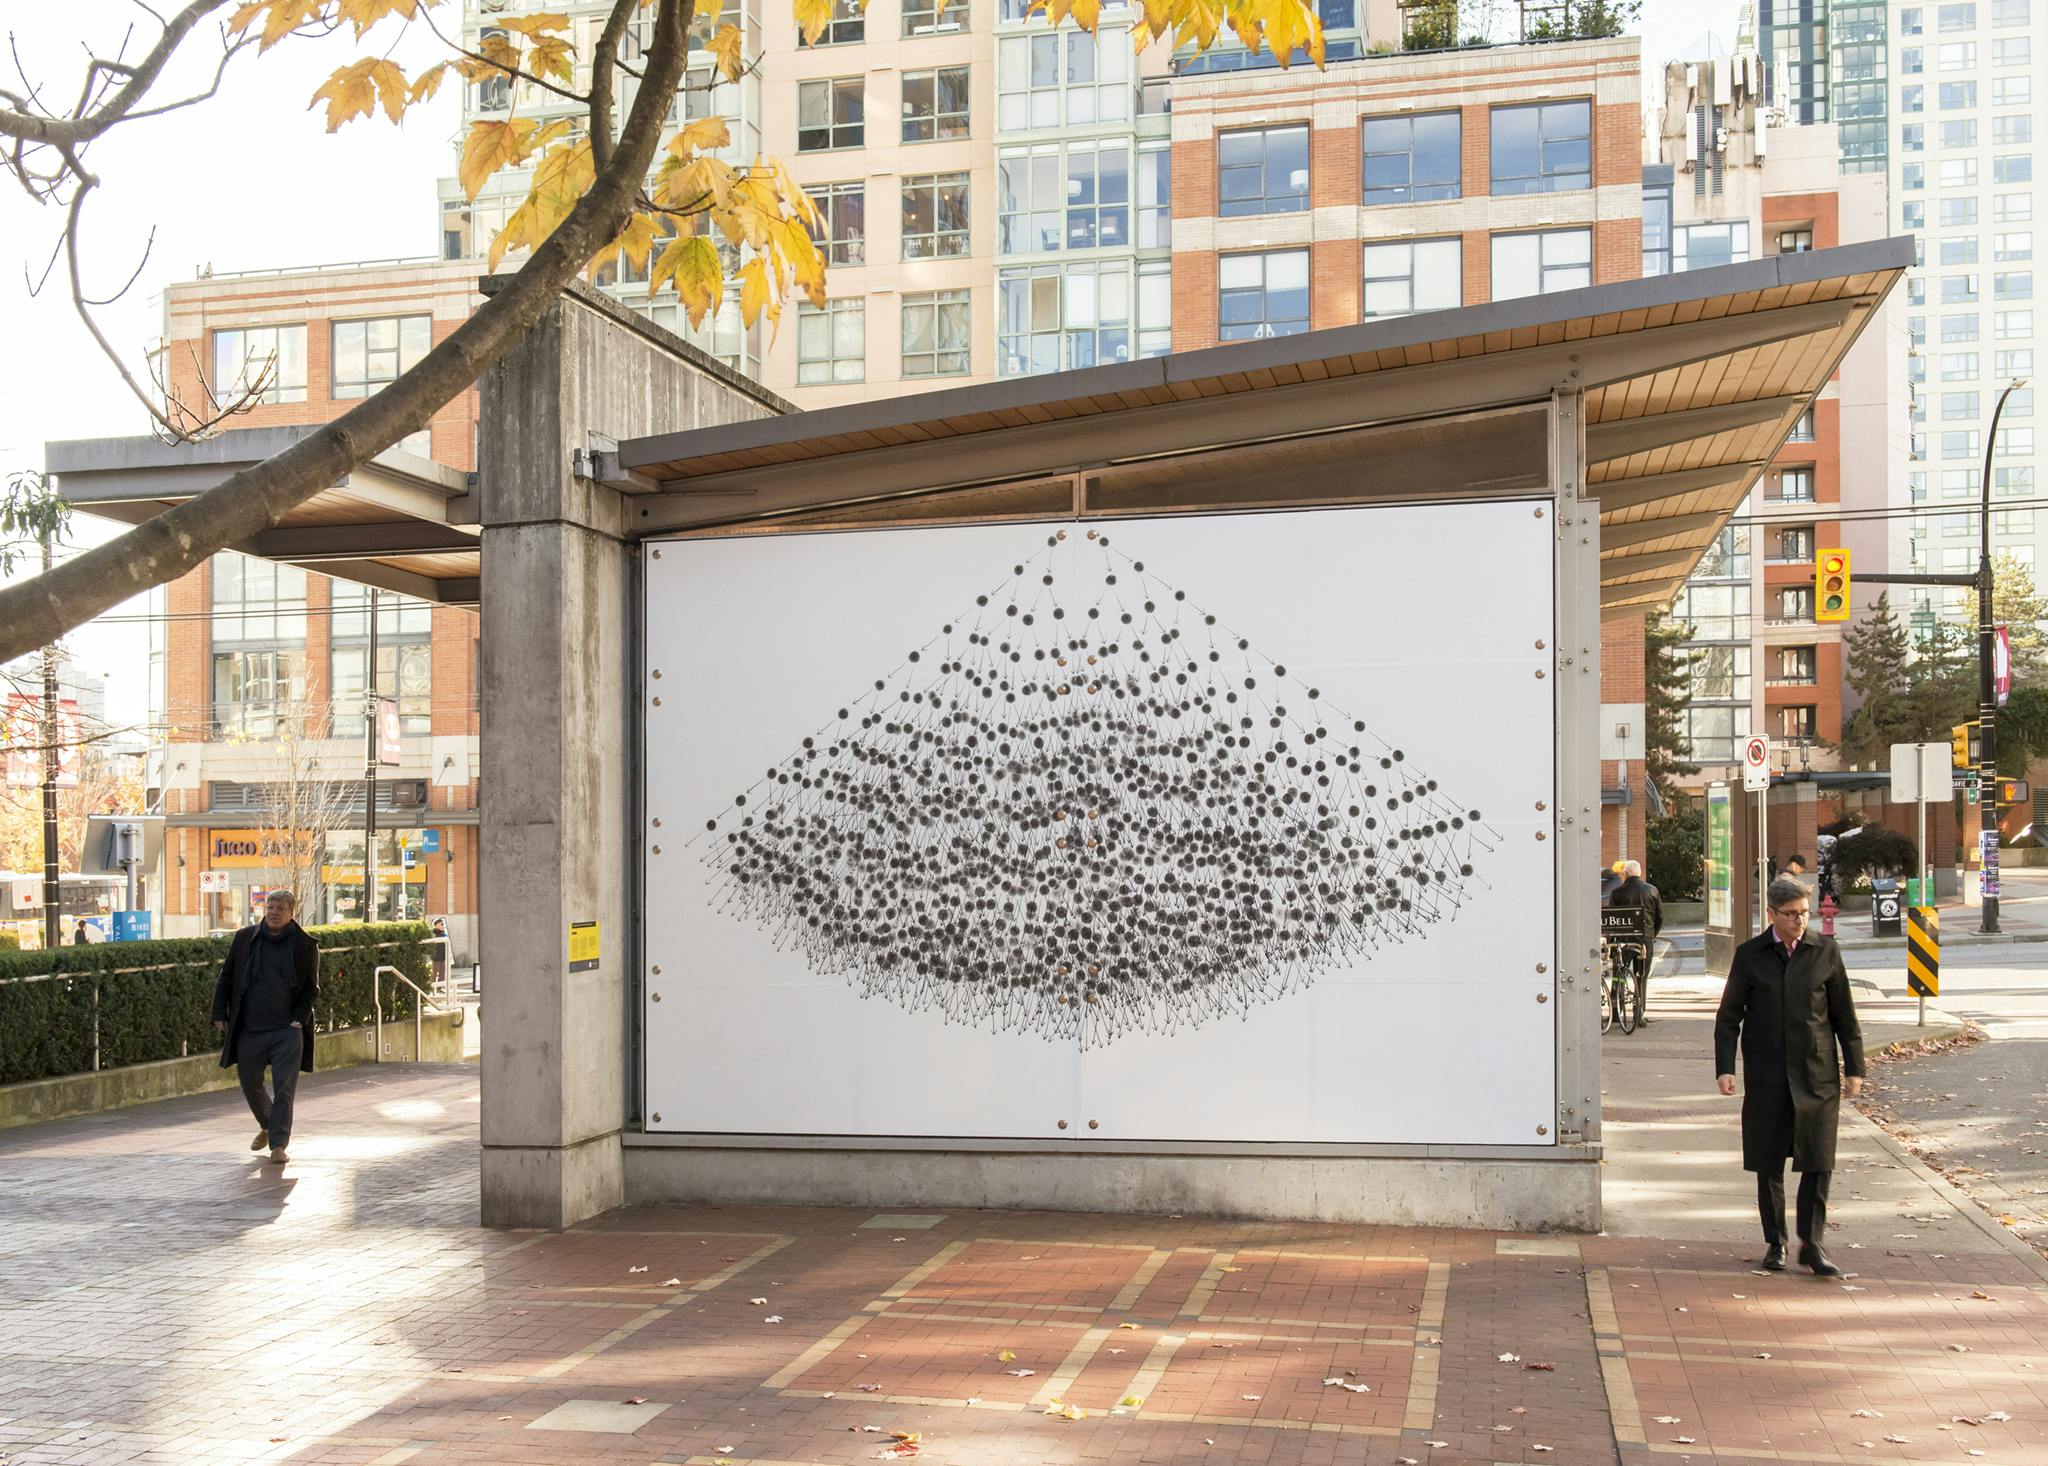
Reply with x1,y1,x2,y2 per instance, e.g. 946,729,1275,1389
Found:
901,289,971,377
901,172,970,259
332,316,430,399
1361,237,1461,320
1137,142,1170,250
902,66,969,142
997,260,1131,376
1217,124,1309,217
798,0,863,45
798,78,863,150
810,181,865,265
1673,221,1750,272
796,297,865,385
1361,111,1461,205
1489,228,1591,300
996,26,1129,131
213,325,307,405
902,0,968,36
1489,100,1592,195
1217,249,1309,342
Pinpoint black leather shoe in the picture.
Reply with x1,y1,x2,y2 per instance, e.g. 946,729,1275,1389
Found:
1761,1243,1787,1271
1798,1242,1840,1277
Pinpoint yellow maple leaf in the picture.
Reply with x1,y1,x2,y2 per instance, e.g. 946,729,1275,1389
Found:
498,12,573,35
335,0,427,38
652,236,726,328
478,31,523,75
589,212,663,280
997,1350,1016,1362
409,62,450,104
706,23,746,82
529,33,576,83
460,118,536,199
655,154,736,216
308,58,408,131
230,1,320,52
1119,1394,1145,1408
1253,0,1323,68
793,0,834,44
736,256,774,328
669,116,733,158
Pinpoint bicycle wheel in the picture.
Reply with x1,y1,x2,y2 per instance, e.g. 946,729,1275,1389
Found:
1616,976,1637,1034
1600,972,1615,1033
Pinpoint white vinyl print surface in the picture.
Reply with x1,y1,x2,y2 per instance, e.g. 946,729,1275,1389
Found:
643,504,1558,1145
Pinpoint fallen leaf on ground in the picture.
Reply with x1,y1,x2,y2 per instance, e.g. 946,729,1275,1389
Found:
1971,1290,1994,1300
660,1277,682,1287
1674,1436,1695,1444
763,1315,783,1323
1949,1344,1971,1353
1524,1361,1556,1371
1120,1394,1145,1407
623,1396,647,1405
1493,1424,1514,1433
629,1265,648,1274
750,1297,768,1304
1241,1393,1262,1401
1755,1351,1772,1359
1884,1435,1909,1444
998,1350,1016,1362
1498,1352,1520,1363
1003,1368,1035,1377
1851,1409,1882,1418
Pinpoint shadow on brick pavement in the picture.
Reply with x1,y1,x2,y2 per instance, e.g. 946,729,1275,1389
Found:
1,1049,2045,1465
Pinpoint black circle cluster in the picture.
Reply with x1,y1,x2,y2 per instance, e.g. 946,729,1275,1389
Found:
693,530,1495,1047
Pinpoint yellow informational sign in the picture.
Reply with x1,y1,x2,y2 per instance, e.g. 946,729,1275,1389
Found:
1907,905,1939,998
569,919,601,972
319,865,426,885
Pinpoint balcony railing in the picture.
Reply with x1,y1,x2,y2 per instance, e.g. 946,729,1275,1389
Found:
1766,674,1818,686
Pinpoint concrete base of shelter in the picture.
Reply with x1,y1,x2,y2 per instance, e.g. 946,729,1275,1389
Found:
618,1143,1602,1231
0,1008,467,1131
480,1129,626,1230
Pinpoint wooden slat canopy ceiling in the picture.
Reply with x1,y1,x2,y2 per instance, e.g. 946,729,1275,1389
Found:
621,238,1910,620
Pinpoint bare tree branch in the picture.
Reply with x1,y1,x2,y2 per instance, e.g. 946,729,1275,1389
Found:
0,1,233,149
588,0,637,175
0,0,695,666
414,6,592,109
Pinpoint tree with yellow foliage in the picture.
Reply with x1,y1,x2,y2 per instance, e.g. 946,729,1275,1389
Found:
0,0,1321,666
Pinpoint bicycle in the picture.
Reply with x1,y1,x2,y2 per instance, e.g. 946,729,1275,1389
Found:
1600,938,1643,1035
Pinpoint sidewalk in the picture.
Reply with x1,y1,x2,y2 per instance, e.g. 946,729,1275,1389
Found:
2,1027,2045,1465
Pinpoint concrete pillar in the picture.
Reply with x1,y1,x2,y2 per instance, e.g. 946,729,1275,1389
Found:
476,284,784,1228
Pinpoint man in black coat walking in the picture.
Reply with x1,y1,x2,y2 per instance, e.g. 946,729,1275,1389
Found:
212,889,320,1164
1714,875,1865,1275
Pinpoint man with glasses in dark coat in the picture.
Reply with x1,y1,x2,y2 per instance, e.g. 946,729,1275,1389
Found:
1714,875,1865,1275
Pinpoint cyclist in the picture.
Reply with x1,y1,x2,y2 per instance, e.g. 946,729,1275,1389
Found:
1605,859,1664,1026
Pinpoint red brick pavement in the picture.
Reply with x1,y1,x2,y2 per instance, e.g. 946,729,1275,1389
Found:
2,1065,2046,1466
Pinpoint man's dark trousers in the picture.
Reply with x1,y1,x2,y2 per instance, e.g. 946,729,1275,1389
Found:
1757,1164,1830,1246
238,1027,303,1149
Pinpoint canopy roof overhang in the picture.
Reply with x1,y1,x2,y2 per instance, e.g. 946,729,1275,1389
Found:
44,426,481,607
618,237,1910,620
42,238,1907,619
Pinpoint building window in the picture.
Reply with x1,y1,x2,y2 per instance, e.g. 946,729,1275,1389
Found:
1775,706,1817,742
998,142,1131,254
1136,258,1170,358
1996,233,2033,262
1489,100,1592,195
797,77,863,151
1673,221,1750,272
1943,468,1981,496
1994,156,2033,186
1994,116,2031,145
1903,162,1925,192
1641,176,1672,275
1217,249,1310,341
1902,5,1924,32
1776,466,1816,501
1490,228,1591,299
1942,273,1980,304
1997,270,2034,300
1361,237,1461,319
1777,228,1813,254
797,298,865,385
1673,580,1749,638
2003,388,2035,416
1773,647,1818,685
1993,37,2029,65
901,65,969,142
1775,526,1815,562
1998,425,2035,454
1944,313,1981,341
1361,111,1461,204
1777,586,1815,622
901,289,971,377
799,0,864,45
1218,124,1309,217
1137,142,1170,250
330,586,432,738
212,649,309,739
211,325,307,405
1938,41,1975,70
332,316,429,399
1996,508,2036,536
1939,157,1980,188
1790,409,1816,441
998,260,1132,376
211,555,307,645
1903,84,1924,113
1903,202,1925,230
1903,123,1925,152
1941,350,1979,379
1992,0,2028,22
1998,466,2035,496
1938,2,1975,27
1940,197,1980,227
902,0,967,36
1938,81,1976,109
901,172,970,258
1996,194,2034,223
1997,348,2035,375
1942,429,1982,458
1992,77,2030,106
1901,45,1924,74
811,181,865,265
1941,236,1979,265
1692,527,1751,581
1996,308,2033,337
997,27,1129,131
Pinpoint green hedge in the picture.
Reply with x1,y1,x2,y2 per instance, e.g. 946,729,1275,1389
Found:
0,921,435,1086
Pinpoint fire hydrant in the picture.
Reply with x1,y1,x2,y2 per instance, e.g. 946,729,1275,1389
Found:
1820,892,1837,936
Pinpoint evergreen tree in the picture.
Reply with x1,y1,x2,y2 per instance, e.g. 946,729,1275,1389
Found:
1643,613,1697,803
1836,592,1914,766
1993,549,2048,678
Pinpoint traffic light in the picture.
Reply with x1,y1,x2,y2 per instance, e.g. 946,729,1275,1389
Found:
1953,722,1975,769
1816,549,1851,622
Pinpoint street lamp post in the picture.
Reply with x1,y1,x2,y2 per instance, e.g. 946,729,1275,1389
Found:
1977,377,2028,934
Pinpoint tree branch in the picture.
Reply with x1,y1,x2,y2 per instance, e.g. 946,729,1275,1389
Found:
0,1,232,149
415,6,592,109
0,0,696,666
587,0,638,175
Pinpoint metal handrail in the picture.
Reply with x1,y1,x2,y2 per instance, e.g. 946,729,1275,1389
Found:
372,963,456,1063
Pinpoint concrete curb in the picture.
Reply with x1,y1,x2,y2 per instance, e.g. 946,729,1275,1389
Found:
1844,1102,2048,1284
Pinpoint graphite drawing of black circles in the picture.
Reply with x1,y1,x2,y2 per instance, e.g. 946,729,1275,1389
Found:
690,525,1502,1049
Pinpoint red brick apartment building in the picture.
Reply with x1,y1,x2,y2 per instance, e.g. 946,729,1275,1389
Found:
148,259,486,952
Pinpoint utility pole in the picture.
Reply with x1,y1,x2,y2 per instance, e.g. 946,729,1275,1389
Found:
1976,377,2028,933
362,586,380,924
39,524,60,951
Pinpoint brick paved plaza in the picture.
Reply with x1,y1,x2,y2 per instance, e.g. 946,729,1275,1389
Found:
5,997,2048,1466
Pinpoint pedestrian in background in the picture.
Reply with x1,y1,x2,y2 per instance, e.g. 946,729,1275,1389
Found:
1714,876,1865,1276
1782,852,1809,883
1606,859,1663,1025
212,889,319,1165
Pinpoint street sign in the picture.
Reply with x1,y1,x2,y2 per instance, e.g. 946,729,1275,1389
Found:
1995,625,2012,706
1981,830,2000,899
198,870,229,894
1742,734,1771,791
1889,742,1955,803
1907,905,1939,999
